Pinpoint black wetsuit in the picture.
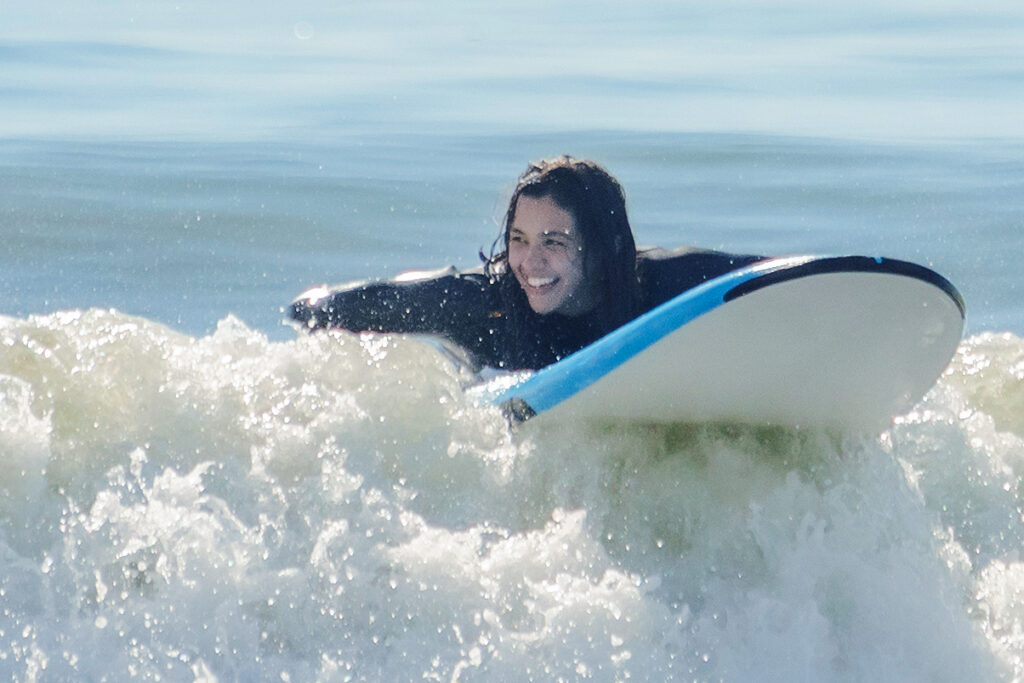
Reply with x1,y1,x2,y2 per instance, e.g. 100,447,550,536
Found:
289,246,762,370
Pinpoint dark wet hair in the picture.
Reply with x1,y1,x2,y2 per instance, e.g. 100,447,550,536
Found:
485,156,642,337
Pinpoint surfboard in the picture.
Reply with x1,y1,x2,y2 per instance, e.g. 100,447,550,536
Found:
475,255,965,432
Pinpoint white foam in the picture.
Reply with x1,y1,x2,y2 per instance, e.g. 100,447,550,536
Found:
0,312,1020,679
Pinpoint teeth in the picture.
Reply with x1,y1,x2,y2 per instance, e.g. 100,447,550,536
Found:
527,277,556,287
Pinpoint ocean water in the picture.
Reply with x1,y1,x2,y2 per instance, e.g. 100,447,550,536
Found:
2,0,1024,680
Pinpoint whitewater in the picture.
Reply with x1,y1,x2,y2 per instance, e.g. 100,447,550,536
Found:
0,309,1022,680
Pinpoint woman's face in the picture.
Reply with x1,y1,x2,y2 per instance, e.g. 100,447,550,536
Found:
507,194,598,316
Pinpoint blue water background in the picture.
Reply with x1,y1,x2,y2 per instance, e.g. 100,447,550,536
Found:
2,0,1022,338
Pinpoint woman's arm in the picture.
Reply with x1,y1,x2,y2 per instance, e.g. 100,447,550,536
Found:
288,267,506,364
637,246,764,310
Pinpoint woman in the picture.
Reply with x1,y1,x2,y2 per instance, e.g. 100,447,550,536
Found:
290,156,760,370
484,156,644,366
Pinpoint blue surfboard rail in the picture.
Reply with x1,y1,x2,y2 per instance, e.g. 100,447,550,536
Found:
486,255,964,418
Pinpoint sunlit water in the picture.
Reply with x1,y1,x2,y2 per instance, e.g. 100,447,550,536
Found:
2,0,1024,680
2,312,1024,680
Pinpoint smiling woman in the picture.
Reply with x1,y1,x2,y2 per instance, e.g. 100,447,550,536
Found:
491,157,641,343
507,195,592,316
289,156,762,370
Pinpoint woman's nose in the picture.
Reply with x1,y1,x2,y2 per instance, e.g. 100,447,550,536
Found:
522,243,546,269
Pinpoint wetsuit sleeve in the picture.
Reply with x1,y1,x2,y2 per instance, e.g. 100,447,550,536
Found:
637,246,764,310
288,267,505,362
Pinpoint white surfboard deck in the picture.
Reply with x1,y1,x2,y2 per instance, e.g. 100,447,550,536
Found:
476,255,965,432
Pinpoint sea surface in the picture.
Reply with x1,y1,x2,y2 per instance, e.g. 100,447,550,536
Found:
2,1,1024,680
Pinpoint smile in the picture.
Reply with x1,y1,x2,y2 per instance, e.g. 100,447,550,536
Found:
526,276,557,288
